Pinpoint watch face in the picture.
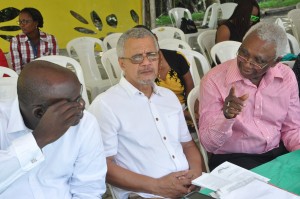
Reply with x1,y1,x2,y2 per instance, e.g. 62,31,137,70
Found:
184,191,214,199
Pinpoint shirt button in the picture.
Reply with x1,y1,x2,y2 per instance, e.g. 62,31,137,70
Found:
31,158,37,163
163,136,166,140
172,155,175,159
139,92,142,95
156,118,159,121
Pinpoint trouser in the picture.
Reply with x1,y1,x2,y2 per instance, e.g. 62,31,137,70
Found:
209,142,289,170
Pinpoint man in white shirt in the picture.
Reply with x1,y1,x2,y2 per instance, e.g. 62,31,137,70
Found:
0,60,107,198
88,28,202,199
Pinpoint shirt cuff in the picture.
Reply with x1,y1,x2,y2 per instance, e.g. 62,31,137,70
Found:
11,133,44,171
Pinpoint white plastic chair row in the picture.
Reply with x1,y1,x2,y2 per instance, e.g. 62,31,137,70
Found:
158,38,191,50
35,55,90,109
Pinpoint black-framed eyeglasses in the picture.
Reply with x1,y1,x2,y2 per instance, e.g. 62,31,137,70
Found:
17,19,33,25
120,52,159,64
236,52,275,70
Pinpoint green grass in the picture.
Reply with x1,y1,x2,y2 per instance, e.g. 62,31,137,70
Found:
259,0,299,9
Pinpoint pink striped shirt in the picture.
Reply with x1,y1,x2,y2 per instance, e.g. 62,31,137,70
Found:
199,59,300,154
10,31,59,74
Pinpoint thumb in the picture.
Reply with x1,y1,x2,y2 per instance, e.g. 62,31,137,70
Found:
229,86,236,97
239,93,249,101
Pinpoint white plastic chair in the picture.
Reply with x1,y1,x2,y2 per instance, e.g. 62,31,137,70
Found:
101,48,122,86
201,3,220,29
287,33,300,55
287,9,300,43
0,66,18,77
102,33,123,52
187,84,210,172
158,39,191,50
296,2,300,9
177,49,211,85
66,37,112,101
0,66,18,102
168,7,192,28
152,26,186,41
197,29,216,65
218,2,237,20
210,40,241,65
35,55,90,109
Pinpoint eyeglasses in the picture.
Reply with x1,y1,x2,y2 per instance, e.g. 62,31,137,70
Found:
17,19,33,25
120,52,159,64
250,15,260,22
237,52,274,70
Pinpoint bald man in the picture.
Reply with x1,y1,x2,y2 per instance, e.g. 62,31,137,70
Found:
0,60,107,198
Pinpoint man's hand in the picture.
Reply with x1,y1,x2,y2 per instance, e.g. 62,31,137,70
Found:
153,170,192,198
223,86,248,119
32,100,84,148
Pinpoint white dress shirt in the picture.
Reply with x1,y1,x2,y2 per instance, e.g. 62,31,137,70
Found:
0,99,107,199
88,77,192,199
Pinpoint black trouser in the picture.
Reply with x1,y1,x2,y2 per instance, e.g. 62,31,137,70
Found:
209,142,288,170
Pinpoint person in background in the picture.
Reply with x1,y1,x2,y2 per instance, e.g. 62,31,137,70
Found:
10,7,59,74
0,60,107,198
199,22,300,171
215,0,260,43
89,27,202,199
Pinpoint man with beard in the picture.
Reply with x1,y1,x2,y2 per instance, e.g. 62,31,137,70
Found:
199,22,300,171
89,28,202,199
0,60,107,198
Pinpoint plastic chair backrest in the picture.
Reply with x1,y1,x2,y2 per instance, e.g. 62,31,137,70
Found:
152,26,186,41
0,66,18,77
287,9,300,43
177,49,211,85
202,3,220,29
101,48,122,86
158,39,191,50
197,29,216,65
210,40,241,65
102,33,123,52
296,2,300,9
168,7,192,28
287,33,300,55
0,66,18,102
219,2,237,20
35,55,90,109
275,18,286,31
187,84,210,172
66,37,111,100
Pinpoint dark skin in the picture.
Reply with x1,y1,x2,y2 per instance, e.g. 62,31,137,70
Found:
18,61,85,148
223,32,280,119
19,12,40,45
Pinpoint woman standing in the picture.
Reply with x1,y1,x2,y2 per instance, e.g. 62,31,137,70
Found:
10,7,59,74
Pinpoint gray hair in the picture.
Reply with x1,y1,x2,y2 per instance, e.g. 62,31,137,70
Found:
116,28,159,57
244,22,287,57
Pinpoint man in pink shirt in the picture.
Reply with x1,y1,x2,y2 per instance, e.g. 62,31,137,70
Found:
199,22,300,170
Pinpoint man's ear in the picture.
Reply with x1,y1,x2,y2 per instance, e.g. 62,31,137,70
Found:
118,58,126,71
33,106,45,119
